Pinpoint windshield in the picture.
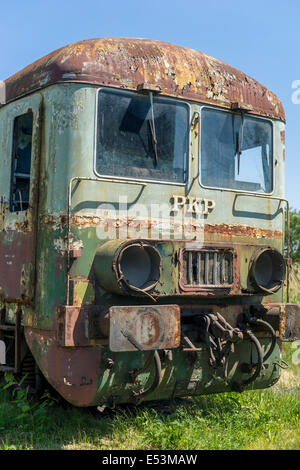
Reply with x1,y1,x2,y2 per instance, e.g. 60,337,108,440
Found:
96,89,189,183
201,108,273,193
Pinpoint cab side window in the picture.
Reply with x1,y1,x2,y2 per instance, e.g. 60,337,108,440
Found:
10,112,33,212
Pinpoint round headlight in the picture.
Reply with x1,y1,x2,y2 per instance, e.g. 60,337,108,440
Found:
118,242,161,292
250,247,286,294
94,240,161,296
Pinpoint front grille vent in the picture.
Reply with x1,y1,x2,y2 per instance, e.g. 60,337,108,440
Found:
182,249,233,287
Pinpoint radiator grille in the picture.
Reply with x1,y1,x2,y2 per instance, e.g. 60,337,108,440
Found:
182,249,233,287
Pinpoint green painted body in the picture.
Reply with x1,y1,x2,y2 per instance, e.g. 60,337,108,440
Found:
0,77,288,406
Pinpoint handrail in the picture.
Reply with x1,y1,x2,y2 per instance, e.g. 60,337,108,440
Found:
234,193,290,302
66,176,147,305
65,181,290,304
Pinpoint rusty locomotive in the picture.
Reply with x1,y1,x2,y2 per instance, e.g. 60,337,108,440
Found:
0,38,299,407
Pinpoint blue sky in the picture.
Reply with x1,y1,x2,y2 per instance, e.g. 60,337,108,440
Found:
1,0,299,208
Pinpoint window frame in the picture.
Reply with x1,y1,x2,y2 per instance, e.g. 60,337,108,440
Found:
9,110,34,213
93,87,191,186
198,105,275,196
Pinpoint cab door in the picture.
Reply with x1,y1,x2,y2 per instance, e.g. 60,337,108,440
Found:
0,94,42,305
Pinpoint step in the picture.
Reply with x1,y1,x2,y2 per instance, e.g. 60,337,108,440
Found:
0,325,15,331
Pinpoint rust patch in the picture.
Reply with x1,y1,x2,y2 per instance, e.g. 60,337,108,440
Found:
280,303,300,341
204,223,282,239
109,305,180,352
25,327,101,406
41,214,283,241
57,305,89,347
0,231,35,300
5,38,285,121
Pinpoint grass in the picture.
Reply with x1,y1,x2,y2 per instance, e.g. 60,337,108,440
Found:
0,343,299,450
288,261,300,305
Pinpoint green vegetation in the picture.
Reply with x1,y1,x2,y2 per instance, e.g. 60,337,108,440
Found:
289,262,300,304
289,209,300,263
0,342,299,450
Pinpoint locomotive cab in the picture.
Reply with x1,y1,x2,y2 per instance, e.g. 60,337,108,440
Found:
0,38,299,406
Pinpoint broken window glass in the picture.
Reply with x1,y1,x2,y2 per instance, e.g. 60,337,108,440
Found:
96,89,189,183
201,108,273,193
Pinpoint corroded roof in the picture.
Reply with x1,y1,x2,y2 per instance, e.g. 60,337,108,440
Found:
4,38,285,121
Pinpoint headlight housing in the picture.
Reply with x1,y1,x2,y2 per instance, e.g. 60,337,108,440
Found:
118,242,161,292
94,240,161,295
250,247,286,294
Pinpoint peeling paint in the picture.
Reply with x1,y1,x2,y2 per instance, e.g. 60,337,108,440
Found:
4,38,285,121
